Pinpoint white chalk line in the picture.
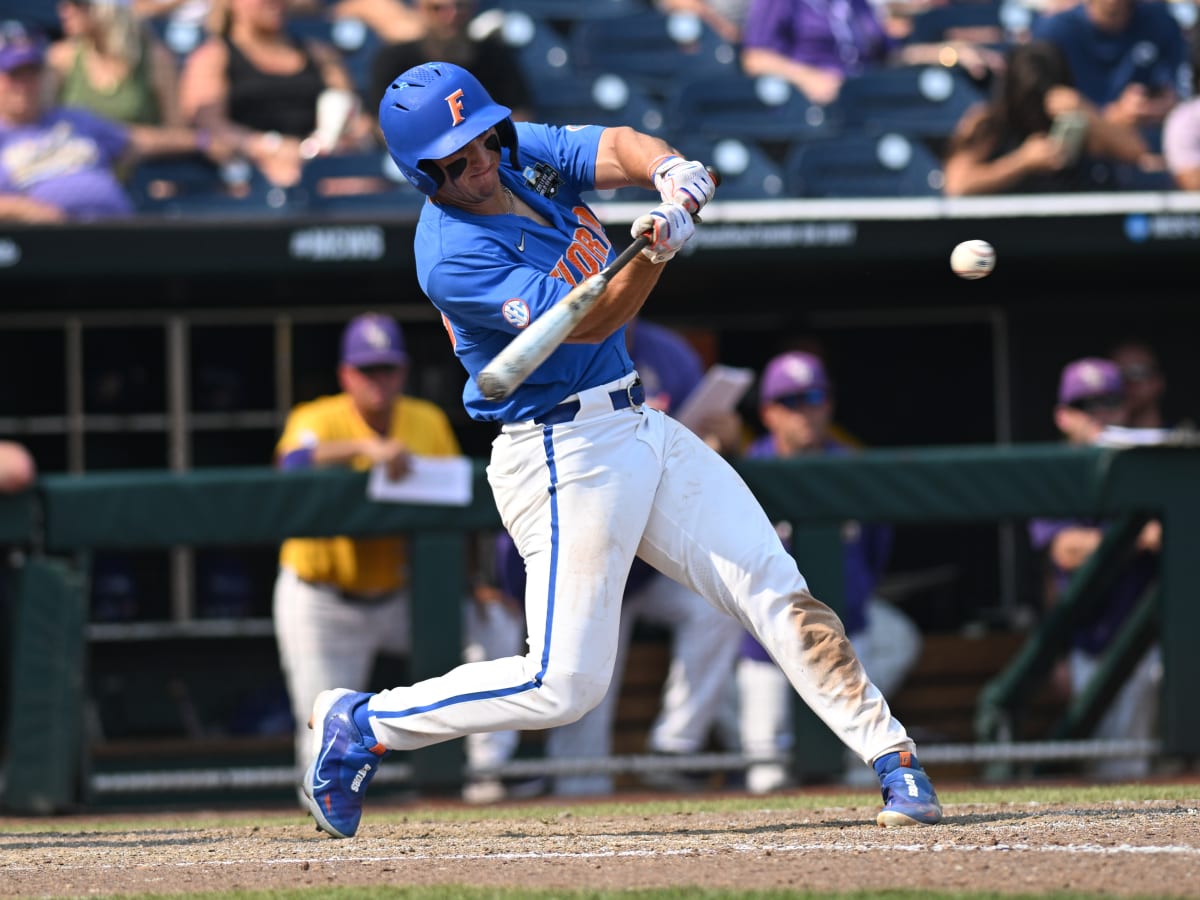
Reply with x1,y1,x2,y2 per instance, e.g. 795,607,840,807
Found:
6,840,1200,872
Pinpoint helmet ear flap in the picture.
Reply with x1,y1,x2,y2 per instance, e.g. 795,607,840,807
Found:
417,159,445,191
495,118,519,169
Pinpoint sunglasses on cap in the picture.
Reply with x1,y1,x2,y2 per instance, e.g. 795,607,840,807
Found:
772,388,828,410
355,363,403,377
1067,393,1123,414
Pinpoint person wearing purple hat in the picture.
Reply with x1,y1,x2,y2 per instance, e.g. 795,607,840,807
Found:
737,350,923,792
0,19,236,222
271,312,518,794
1028,356,1161,780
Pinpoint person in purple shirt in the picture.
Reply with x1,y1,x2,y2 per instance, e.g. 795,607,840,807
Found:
481,319,746,799
737,350,923,793
1032,0,1188,145
1028,357,1161,780
0,20,232,223
740,0,1003,105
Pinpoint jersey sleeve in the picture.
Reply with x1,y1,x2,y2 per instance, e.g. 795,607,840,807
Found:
514,121,605,192
275,403,325,461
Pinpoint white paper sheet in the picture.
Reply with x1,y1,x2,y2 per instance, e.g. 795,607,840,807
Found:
674,364,755,432
366,455,474,506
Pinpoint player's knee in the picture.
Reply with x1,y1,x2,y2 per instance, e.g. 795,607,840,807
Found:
533,671,609,728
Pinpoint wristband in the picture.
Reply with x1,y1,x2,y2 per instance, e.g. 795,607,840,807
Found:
647,153,680,183
195,128,211,152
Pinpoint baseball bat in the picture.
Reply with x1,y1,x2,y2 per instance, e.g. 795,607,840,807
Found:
477,167,720,402
476,235,650,402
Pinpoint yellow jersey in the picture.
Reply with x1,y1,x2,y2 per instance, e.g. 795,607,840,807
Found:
276,393,461,595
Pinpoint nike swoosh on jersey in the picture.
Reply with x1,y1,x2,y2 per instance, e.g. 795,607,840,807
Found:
517,232,526,252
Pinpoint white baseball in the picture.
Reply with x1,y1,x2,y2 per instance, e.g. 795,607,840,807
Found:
950,239,995,280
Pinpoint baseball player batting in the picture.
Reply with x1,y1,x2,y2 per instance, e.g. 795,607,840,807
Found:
301,61,942,838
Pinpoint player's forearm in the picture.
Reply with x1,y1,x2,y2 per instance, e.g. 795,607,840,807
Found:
593,127,678,192
566,254,664,343
942,153,1037,196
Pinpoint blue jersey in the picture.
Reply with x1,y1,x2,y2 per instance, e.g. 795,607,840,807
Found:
1033,1,1189,106
415,122,636,424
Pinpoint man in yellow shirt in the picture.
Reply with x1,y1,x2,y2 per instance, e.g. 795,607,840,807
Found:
273,312,521,787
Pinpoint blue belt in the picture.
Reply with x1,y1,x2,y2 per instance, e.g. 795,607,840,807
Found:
535,379,645,426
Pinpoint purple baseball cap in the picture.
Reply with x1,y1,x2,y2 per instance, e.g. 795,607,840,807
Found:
1058,357,1122,405
0,22,46,73
760,351,831,405
340,313,408,368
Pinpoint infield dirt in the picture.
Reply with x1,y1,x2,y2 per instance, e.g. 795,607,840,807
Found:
2,795,1199,897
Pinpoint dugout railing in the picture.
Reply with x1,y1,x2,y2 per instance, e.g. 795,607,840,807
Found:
3,442,1199,813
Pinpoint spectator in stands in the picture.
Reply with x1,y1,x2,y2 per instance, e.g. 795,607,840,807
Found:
739,0,1004,106
654,0,751,44
1162,36,1200,190
942,40,1162,194
737,351,922,793
290,0,427,43
47,0,182,127
1032,0,1188,149
1109,338,1168,428
0,441,35,493
271,312,520,788
369,0,532,122
0,20,234,222
1029,357,1161,781
178,0,375,188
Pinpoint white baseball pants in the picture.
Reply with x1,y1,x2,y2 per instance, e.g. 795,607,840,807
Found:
545,569,744,795
363,374,915,766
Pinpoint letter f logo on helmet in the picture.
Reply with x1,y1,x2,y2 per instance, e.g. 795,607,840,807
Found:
445,88,467,125
379,61,518,197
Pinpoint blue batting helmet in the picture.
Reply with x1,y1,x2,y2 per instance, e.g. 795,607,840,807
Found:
378,61,518,197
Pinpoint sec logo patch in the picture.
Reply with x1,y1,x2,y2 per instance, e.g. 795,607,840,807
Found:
502,298,530,329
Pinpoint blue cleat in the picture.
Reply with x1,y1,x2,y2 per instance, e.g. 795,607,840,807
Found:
301,688,389,839
873,750,942,826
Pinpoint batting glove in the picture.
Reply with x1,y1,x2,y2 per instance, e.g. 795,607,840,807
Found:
650,155,715,215
632,202,695,264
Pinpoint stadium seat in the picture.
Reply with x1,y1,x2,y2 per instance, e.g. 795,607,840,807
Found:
491,9,575,86
128,155,296,218
569,10,738,95
905,0,1006,45
832,65,985,141
784,133,945,198
531,72,668,136
664,71,841,145
146,16,205,67
672,137,789,200
487,0,642,22
297,150,428,216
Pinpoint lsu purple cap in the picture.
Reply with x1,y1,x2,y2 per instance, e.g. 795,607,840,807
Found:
0,22,45,73
1058,357,1122,405
340,313,408,368
760,351,831,404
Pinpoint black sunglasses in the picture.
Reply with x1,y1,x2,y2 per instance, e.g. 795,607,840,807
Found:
356,364,402,377
1068,393,1123,413
773,388,828,410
